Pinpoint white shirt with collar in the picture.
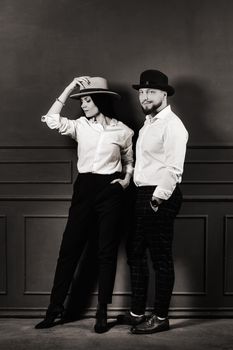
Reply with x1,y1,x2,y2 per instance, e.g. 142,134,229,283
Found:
133,105,188,200
41,113,134,175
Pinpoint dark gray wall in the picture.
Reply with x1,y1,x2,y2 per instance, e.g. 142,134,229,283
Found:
1,0,233,317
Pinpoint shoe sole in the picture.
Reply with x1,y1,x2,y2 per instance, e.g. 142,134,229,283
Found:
130,325,170,334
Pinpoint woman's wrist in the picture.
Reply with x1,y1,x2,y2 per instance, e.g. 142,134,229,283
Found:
56,98,65,106
123,172,132,181
57,86,74,104
65,81,77,93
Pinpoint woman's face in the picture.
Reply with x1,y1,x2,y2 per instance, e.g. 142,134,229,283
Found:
80,95,99,118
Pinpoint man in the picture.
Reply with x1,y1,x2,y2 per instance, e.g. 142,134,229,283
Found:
118,69,188,334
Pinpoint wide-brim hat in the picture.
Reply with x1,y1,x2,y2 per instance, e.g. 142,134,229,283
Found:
70,77,120,99
132,69,175,96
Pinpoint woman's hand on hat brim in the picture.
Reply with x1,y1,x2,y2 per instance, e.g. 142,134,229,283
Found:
73,76,91,89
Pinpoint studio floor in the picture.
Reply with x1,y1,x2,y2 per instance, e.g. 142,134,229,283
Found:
0,318,232,350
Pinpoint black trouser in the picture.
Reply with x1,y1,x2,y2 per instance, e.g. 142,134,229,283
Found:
50,172,124,307
127,185,182,318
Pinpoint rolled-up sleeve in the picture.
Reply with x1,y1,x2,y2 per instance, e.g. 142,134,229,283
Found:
41,113,78,140
153,121,188,200
121,130,134,175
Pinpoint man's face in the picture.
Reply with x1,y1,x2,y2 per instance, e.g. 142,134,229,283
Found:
139,88,166,115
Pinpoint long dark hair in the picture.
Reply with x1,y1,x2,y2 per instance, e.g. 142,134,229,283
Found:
91,94,116,118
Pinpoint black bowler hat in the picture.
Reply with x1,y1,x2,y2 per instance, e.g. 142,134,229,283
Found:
132,69,175,96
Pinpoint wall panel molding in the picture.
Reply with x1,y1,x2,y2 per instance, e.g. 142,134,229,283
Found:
223,215,233,295
0,144,233,316
1,195,233,201
0,160,73,184
0,146,75,149
0,215,7,295
23,215,67,295
1,306,233,318
183,160,233,185
173,215,208,296
0,195,72,201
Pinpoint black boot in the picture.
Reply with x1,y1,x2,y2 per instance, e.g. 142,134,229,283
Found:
94,303,108,334
35,304,64,329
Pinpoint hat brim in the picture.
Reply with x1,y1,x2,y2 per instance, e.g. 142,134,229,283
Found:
132,84,175,96
70,89,121,100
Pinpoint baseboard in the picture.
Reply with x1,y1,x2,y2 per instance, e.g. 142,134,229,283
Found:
1,307,233,318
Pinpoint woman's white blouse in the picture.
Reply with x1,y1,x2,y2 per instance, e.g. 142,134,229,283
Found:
41,113,134,175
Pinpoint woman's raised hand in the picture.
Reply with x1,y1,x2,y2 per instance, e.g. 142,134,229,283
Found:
69,76,91,90
45,76,92,116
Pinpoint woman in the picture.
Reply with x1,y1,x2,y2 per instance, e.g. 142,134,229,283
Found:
35,76,134,333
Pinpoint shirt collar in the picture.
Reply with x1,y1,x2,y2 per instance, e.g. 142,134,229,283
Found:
108,118,118,126
85,115,118,127
145,105,171,123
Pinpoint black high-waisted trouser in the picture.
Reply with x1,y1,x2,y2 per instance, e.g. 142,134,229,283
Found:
50,172,124,307
127,185,182,318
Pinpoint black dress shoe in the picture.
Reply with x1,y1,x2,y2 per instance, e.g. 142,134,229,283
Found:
116,311,146,326
131,314,169,334
35,304,64,329
94,310,108,334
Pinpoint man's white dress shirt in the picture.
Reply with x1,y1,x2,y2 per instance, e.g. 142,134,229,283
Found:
42,113,134,175
133,105,188,200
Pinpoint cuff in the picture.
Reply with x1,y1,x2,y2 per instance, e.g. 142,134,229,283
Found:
152,186,173,200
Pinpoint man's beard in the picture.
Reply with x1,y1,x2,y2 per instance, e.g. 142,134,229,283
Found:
141,101,162,116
